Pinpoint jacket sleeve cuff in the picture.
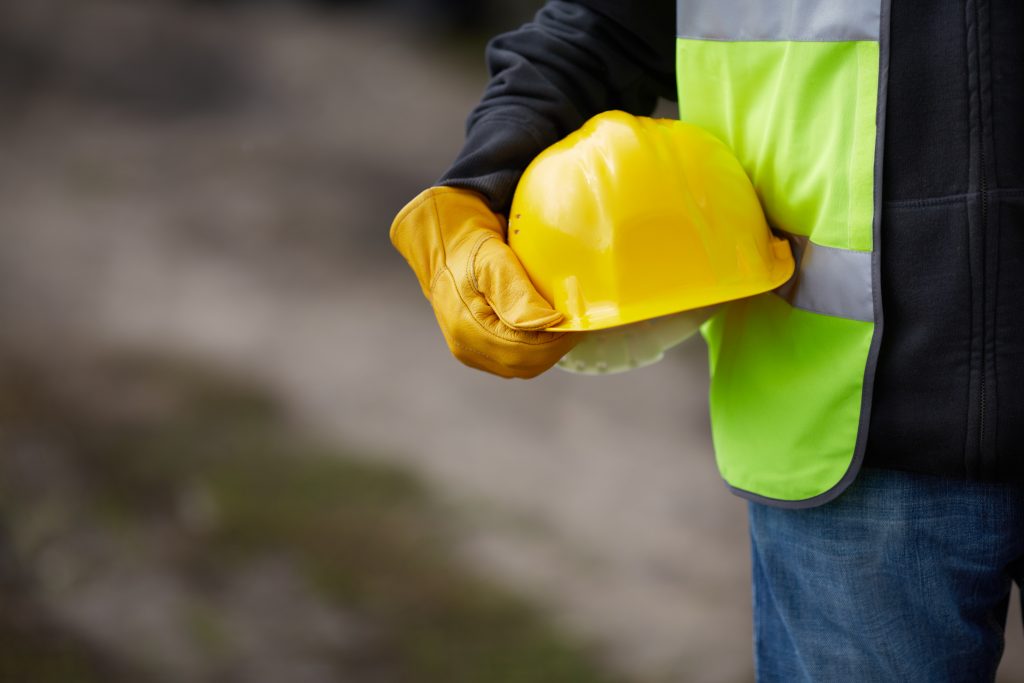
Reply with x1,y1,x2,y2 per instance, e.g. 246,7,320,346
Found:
438,113,558,215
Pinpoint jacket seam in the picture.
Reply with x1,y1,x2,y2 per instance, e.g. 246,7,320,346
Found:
883,188,1024,209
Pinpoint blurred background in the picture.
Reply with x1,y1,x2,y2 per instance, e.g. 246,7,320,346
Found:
0,1,1021,681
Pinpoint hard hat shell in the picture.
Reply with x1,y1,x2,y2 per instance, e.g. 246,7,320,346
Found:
508,111,794,332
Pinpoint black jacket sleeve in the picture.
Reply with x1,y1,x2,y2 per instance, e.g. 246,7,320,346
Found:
438,0,676,213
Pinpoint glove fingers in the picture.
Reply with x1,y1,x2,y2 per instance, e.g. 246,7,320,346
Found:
471,236,563,331
433,269,577,378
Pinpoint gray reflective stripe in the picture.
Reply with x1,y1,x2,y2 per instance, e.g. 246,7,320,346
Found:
774,233,873,322
677,0,880,42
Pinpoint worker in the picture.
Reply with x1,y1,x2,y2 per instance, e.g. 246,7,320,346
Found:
390,1,1024,680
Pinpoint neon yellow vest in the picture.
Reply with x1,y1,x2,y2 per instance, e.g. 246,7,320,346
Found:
676,0,890,506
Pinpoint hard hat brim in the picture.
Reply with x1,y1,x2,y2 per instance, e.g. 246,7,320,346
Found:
543,254,795,332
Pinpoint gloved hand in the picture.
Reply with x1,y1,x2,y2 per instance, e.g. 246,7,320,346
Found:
390,187,576,379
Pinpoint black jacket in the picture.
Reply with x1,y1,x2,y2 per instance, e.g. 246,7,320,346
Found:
439,0,1024,484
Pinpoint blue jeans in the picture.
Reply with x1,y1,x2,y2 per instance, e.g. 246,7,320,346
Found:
749,468,1024,682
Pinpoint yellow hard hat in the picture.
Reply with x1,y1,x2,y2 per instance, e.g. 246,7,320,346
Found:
508,110,794,332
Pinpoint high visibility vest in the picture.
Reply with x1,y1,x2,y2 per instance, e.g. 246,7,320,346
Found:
676,0,890,507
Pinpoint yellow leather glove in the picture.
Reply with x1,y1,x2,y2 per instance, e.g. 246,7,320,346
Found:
390,186,576,379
